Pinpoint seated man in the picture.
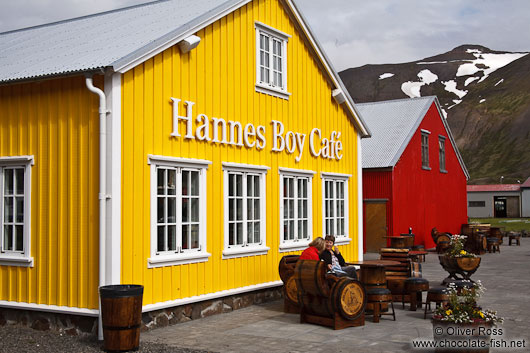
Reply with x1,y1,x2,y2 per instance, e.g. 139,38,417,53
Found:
320,235,358,280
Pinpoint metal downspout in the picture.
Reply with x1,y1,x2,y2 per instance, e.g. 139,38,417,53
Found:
85,75,108,341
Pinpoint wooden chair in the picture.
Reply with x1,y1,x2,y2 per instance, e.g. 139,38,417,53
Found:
278,255,300,313
295,259,366,330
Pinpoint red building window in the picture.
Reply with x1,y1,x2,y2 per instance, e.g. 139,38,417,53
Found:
421,130,430,170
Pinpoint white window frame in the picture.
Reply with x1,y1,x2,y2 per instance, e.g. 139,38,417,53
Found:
321,172,351,245
279,168,315,252
255,21,291,100
222,162,269,259
439,135,447,173
421,129,431,170
147,155,211,268
0,156,34,267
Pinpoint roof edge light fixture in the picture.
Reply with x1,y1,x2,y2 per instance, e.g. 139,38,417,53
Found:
332,88,346,105
178,35,201,54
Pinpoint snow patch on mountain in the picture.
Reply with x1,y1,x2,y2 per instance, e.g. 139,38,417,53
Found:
379,73,394,80
442,80,468,99
494,79,504,86
464,77,479,86
456,50,527,83
401,69,438,98
479,99,486,103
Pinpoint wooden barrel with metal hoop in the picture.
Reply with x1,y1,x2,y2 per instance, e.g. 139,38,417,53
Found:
295,259,331,298
329,278,366,321
284,276,299,307
278,255,300,283
436,233,451,253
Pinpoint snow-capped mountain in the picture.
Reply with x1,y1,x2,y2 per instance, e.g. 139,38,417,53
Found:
339,45,530,184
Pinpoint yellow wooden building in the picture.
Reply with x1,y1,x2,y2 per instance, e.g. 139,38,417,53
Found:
0,0,370,334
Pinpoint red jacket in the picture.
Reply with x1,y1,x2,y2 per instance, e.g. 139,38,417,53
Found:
299,246,320,261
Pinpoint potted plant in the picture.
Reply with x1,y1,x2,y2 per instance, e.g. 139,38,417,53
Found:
432,281,503,352
439,235,481,282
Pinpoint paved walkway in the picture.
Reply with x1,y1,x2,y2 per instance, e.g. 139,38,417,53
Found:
142,239,530,352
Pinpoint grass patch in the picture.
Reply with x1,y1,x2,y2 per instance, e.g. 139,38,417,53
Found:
469,218,530,232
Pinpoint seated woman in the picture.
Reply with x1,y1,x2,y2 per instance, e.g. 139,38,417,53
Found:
299,237,325,260
320,235,358,280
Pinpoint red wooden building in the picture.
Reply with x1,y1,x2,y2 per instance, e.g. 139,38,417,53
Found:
357,97,469,251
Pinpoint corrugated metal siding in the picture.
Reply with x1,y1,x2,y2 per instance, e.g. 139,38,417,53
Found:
362,170,393,242
392,103,467,248
0,76,100,309
121,0,360,305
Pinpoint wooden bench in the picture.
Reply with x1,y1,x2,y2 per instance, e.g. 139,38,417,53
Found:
295,259,366,330
508,232,521,246
278,255,300,313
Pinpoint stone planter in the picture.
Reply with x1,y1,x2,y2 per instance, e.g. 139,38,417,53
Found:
432,318,493,353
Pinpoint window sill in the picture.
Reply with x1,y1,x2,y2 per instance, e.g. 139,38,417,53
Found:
440,169,448,174
148,252,211,268
0,256,34,267
255,83,291,100
279,240,311,252
333,237,351,246
422,166,431,171
222,246,270,259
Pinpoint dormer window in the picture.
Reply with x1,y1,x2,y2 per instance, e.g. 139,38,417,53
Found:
255,22,291,100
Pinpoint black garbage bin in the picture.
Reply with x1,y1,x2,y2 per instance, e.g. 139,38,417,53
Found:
99,284,143,352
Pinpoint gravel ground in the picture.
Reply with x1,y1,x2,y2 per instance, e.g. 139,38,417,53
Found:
0,325,215,353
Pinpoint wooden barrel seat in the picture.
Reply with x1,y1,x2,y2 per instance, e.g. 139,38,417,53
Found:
278,255,300,313
366,287,395,323
424,286,450,319
295,259,366,330
403,277,429,311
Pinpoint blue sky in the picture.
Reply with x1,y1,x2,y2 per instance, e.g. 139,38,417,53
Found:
1,0,528,70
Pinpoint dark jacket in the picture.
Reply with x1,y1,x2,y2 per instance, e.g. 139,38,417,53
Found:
320,249,346,267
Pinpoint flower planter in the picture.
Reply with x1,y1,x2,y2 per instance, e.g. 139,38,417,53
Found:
432,318,492,353
439,255,481,281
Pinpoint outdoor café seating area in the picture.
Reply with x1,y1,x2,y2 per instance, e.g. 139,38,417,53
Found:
278,224,524,330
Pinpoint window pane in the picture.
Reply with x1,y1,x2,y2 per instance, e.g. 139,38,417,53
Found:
167,197,176,223
182,171,189,195
289,220,294,239
229,174,234,196
167,169,176,195
182,225,189,249
298,220,302,238
157,197,165,223
229,199,235,221
254,176,260,197
247,199,253,220
190,171,199,196
15,197,24,223
15,169,24,195
168,225,176,251
247,222,253,243
191,198,199,222
283,221,288,241
229,223,235,245
288,179,294,197
182,198,189,222
254,222,260,243
236,223,243,244
157,169,165,195
4,169,13,195
283,199,288,218
289,200,294,218
236,199,242,220
247,175,253,196
303,220,308,239
157,226,165,252
191,224,199,249
303,200,308,218
4,225,12,251
254,199,260,219
4,198,13,223
236,175,242,196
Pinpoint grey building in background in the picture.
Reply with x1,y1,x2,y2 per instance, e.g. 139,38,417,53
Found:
467,177,530,218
